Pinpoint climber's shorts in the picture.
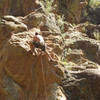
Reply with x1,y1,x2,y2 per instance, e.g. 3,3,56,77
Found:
32,41,46,52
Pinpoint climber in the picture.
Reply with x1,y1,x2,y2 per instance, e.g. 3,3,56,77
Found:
29,32,45,53
29,32,53,61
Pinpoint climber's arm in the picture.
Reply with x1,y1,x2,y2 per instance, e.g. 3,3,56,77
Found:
27,41,35,55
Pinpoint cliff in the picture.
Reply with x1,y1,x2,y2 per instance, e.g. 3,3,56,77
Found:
0,0,100,100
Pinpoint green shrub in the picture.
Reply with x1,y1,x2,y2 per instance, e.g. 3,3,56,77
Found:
93,30,100,40
40,0,55,14
56,15,65,33
89,0,100,7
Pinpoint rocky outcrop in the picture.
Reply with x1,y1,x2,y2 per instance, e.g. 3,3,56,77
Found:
90,7,100,24
1,1,100,99
58,0,87,23
87,0,100,24
85,23,100,39
0,15,66,100
62,69,100,100
0,0,40,17
0,0,88,23
22,12,61,33
22,12,43,29
0,15,28,50
61,29,100,70
60,25,100,100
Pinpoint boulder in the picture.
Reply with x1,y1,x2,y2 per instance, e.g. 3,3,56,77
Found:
61,30,100,70
87,0,100,24
62,69,100,100
0,15,28,47
85,23,100,39
23,12,61,33
58,0,87,23
23,12,43,29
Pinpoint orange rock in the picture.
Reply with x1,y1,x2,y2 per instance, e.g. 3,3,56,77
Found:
0,26,66,99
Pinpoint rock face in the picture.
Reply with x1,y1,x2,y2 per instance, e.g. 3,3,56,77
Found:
62,69,100,100
85,23,100,39
1,1,100,100
87,7,100,24
22,12,61,33
58,0,87,23
0,0,87,23
0,15,28,50
60,24,100,99
61,29,100,71
0,0,40,17
87,0,100,24
0,15,66,100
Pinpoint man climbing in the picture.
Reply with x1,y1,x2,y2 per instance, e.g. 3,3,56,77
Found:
29,32,53,61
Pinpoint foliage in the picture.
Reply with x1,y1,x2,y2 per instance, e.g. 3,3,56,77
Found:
56,15,65,33
89,0,100,7
60,60,68,66
93,30,100,40
40,0,55,14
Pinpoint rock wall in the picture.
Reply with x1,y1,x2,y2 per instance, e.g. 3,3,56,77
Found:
0,0,88,23
0,0,100,100
58,0,88,23
0,0,40,17
63,69,100,100
0,15,66,100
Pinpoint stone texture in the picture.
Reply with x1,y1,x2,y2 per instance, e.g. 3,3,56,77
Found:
62,69,100,100
85,23,100,39
0,14,66,100
61,29,100,71
0,0,88,23
0,15,28,50
60,26,100,99
0,1,100,99
22,12,61,33
22,12,43,29
0,0,40,17
58,0,87,23
87,0,100,24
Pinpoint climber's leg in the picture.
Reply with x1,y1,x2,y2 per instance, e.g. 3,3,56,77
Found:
40,44,54,61
28,41,38,56
45,50,54,62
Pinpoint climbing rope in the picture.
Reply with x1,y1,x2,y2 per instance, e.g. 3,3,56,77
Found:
41,53,48,100
31,55,39,100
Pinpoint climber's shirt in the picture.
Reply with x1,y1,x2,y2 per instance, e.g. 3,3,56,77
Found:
36,35,45,45
32,34,46,51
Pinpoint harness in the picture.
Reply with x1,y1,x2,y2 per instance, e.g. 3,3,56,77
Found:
32,41,46,52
